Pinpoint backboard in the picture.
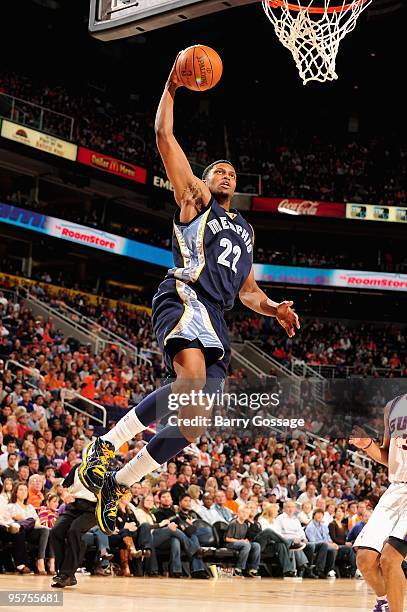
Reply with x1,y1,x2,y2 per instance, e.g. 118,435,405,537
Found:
89,0,258,41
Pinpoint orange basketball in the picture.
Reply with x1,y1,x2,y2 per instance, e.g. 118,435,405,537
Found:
176,45,223,92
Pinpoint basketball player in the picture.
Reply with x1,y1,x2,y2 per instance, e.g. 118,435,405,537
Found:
349,394,407,612
78,53,300,536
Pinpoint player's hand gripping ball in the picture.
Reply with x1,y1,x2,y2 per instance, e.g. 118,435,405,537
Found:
175,45,223,91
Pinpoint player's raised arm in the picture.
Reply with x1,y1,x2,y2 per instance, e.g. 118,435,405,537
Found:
239,266,300,338
155,54,211,214
349,403,390,466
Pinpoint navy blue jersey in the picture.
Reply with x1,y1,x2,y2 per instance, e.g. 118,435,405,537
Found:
166,196,253,310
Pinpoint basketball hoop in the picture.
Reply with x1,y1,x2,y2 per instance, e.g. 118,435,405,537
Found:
262,0,371,84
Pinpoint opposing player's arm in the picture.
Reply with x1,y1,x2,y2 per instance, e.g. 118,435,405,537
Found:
155,56,211,214
349,403,390,466
239,266,300,338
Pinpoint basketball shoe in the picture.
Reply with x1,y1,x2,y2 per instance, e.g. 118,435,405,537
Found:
78,438,115,494
96,471,129,535
373,599,389,612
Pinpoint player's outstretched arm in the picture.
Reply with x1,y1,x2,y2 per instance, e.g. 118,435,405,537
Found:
239,267,300,337
349,404,390,466
155,54,211,214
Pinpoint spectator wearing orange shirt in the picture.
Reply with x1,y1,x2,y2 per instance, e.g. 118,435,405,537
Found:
348,501,367,530
44,369,59,391
224,487,239,514
81,374,96,401
27,474,45,509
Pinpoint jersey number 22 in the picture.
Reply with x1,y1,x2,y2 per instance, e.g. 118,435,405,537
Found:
217,238,241,274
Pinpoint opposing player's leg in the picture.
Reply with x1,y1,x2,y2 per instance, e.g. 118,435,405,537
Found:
356,548,388,611
380,538,407,612
95,347,210,534
353,485,405,612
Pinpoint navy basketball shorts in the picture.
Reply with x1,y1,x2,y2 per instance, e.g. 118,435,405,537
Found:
152,277,230,392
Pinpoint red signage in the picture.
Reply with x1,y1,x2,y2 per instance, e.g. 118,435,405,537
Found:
77,147,147,185
252,197,345,218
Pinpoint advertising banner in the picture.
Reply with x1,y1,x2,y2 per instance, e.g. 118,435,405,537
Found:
346,203,407,223
77,147,147,184
1,120,77,161
253,264,407,292
1,202,406,292
0,203,172,267
252,197,346,218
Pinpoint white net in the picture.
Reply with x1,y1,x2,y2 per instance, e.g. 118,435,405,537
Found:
262,0,371,85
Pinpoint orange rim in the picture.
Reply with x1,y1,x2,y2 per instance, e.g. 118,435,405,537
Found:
266,0,368,13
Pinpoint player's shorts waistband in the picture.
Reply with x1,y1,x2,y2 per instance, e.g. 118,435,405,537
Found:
161,276,224,312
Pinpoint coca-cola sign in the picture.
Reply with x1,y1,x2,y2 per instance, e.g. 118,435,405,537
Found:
252,197,345,218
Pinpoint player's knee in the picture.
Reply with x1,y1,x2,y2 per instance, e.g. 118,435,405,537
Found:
357,549,380,574
380,544,400,574
172,376,206,396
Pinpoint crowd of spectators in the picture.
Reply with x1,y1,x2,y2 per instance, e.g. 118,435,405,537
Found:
0,278,401,580
0,286,163,416
0,277,399,580
1,71,407,205
229,315,407,378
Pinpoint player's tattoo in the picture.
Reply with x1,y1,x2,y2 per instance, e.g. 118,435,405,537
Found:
190,181,206,213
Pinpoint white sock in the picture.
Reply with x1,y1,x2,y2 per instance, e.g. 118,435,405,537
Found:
377,595,387,602
101,410,145,451
115,447,161,486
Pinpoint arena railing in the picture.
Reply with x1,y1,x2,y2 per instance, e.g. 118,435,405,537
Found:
0,93,75,141
6,359,44,390
306,363,404,379
63,394,107,429
49,300,153,366
4,357,107,427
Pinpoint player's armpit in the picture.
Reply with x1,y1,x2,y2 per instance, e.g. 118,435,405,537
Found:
155,131,211,211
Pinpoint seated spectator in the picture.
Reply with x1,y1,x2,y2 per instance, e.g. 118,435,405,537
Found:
298,501,313,527
0,441,19,472
212,490,233,523
60,449,81,478
170,473,187,505
273,500,323,579
305,509,337,577
297,483,317,509
345,501,358,529
271,475,289,503
0,490,31,574
27,474,45,508
38,494,59,528
108,491,151,576
8,481,53,574
204,476,219,497
323,502,337,526
172,494,208,578
154,491,177,524
236,487,251,508
224,487,239,514
328,506,357,576
248,501,303,577
1,452,19,481
186,484,202,514
196,493,221,525
0,477,14,501
346,509,372,544
225,505,261,577
348,501,367,530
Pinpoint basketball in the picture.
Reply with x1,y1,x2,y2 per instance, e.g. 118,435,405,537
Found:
175,45,223,92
